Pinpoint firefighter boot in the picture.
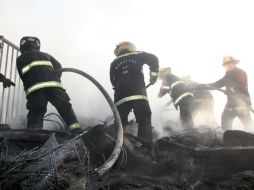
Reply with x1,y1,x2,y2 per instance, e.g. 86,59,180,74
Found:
27,112,44,130
68,123,83,137
137,118,153,144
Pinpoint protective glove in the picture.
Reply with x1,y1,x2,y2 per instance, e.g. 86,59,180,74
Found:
3,78,15,88
149,76,158,85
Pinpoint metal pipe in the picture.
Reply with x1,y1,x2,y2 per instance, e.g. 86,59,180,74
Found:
11,50,19,119
0,36,24,124
0,40,4,120
5,47,14,122
0,44,9,123
0,36,4,68
2,37,20,51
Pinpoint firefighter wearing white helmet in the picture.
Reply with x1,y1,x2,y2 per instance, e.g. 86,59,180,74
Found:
114,41,136,56
110,41,159,143
158,67,194,129
16,36,82,136
199,56,253,131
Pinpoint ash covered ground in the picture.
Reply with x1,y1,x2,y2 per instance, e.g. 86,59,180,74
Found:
1,116,254,190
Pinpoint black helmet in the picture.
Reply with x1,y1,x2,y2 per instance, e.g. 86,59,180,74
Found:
20,36,40,54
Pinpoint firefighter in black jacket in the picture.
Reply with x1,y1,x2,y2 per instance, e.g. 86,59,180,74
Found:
110,41,159,143
182,76,217,126
0,73,15,88
200,56,253,131
16,36,81,135
158,67,194,128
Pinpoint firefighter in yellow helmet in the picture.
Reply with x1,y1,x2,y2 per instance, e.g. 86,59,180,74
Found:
110,41,159,143
16,36,82,135
158,67,194,129
199,56,253,131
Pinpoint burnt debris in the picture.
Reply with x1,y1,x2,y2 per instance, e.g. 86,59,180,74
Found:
1,122,254,190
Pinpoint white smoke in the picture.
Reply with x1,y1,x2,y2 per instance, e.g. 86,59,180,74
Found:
1,0,254,134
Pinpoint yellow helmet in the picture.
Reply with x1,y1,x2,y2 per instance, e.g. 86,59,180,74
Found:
222,56,240,65
114,41,136,56
158,67,171,79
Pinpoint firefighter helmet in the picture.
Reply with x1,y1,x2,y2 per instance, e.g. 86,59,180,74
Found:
114,41,136,56
158,67,171,79
20,36,40,54
222,56,239,65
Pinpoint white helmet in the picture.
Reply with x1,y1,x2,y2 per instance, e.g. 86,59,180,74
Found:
114,41,136,56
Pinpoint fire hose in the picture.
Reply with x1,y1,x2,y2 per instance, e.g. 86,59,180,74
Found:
192,85,254,113
61,68,123,176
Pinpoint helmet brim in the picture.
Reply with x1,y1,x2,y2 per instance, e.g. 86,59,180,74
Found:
222,60,240,66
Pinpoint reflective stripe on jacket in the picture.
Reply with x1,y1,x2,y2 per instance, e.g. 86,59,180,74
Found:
16,51,62,96
171,81,185,91
160,73,193,106
21,61,53,75
110,51,159,102
174,92,194,105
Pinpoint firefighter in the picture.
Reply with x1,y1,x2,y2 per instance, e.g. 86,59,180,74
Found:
158,67,194,129
199,56,253,131
182,76,217,126
110,41,159,143
0,73,15,88
16,36,82,135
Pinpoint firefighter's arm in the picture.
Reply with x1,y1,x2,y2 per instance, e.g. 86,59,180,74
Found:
49,55,62,78
0,73,5,82
196,74,225,90
158,85,170,98
210,75,226,88
142,52,159,85
0,73,15,88
110,63,116,90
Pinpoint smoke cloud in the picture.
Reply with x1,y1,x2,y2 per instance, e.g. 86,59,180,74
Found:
1,0,254,132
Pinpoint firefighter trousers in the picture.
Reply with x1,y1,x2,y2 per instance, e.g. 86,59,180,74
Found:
26,88,78,130
178,96,194,128
116,99,153,143
221,105,253,131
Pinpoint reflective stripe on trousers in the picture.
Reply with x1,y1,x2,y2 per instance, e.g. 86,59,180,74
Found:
115,95,148,106
69,123,80,130
26,81,63,96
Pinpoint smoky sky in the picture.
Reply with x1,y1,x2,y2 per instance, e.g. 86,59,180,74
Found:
1,0,254,130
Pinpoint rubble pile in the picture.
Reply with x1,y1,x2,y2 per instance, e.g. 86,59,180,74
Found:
1,122,254,190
